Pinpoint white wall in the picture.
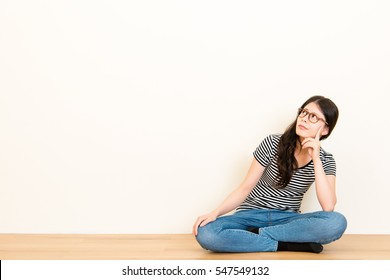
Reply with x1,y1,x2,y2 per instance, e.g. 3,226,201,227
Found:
1,0,389,234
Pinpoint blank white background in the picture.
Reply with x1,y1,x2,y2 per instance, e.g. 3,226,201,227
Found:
1,0,389,234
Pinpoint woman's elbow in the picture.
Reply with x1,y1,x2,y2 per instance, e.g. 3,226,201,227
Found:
321,198,337,212
322,205,335,212
321,199,337,212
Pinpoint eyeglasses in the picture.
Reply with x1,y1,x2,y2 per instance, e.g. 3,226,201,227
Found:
298,108,328,125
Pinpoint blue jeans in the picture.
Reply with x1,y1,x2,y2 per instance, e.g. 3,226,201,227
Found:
196,209,347,252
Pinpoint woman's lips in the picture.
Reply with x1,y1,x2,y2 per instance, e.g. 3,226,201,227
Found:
298,124,307,130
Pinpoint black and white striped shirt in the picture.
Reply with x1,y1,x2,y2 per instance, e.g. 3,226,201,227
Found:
237,134,336,213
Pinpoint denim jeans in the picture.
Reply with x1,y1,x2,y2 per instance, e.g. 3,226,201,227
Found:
196,209,347,252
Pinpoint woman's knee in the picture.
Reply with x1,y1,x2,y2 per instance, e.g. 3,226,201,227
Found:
195,223,219,251
331,211,347,234
321,211,348,242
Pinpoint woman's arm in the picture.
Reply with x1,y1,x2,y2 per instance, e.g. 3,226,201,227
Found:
301,126,337,211
192,158,265,235
312,159,337,211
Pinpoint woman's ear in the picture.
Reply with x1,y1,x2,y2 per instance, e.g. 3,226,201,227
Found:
321,126,329,137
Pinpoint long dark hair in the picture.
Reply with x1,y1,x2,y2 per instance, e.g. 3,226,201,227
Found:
275,96,339,188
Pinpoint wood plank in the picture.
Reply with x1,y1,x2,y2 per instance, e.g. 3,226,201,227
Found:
0,234,389,260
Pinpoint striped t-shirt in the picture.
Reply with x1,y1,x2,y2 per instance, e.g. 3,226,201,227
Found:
237,134,336,213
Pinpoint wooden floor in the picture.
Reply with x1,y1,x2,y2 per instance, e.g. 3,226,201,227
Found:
0,234,389,260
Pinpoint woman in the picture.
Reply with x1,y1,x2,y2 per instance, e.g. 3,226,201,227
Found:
193,95,347,253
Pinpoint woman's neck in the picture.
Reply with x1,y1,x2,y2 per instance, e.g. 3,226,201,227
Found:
294,141,311,167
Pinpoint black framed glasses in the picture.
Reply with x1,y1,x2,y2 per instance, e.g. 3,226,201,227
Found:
298,108,328,125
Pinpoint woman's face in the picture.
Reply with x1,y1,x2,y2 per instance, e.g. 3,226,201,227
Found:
296,102,329,140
